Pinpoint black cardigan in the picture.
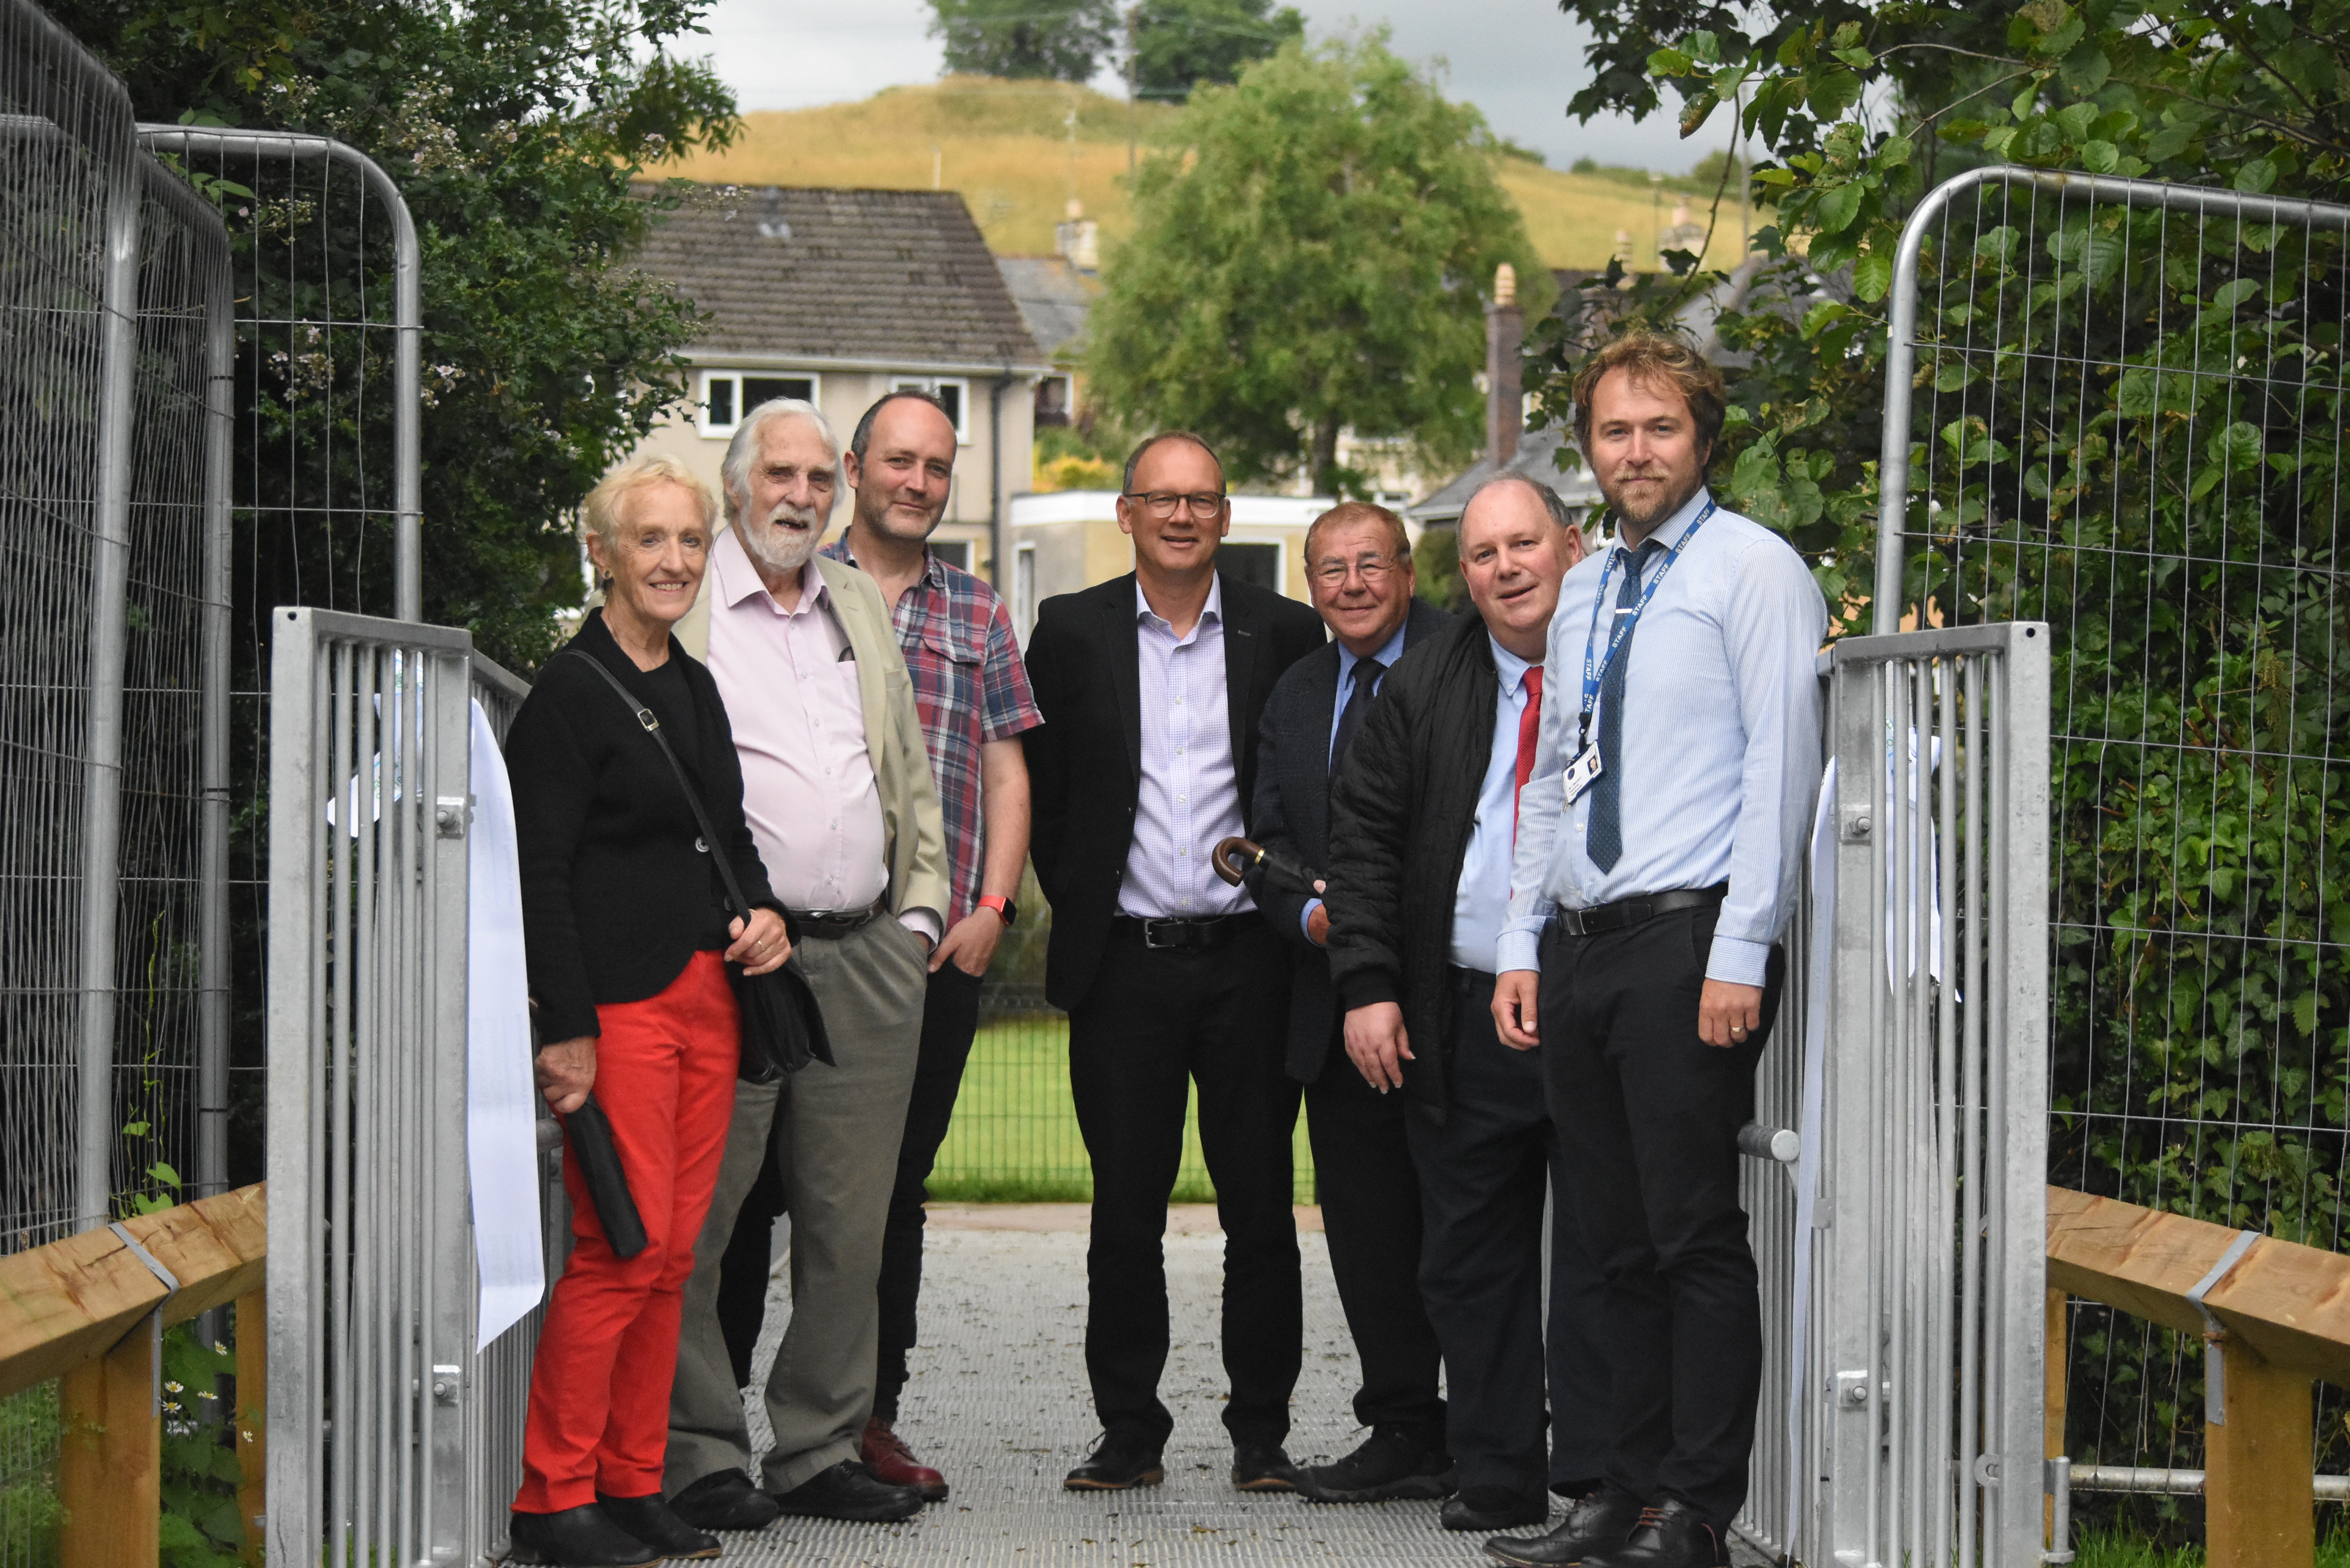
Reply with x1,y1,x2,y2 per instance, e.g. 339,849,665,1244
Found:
1323,613,1503,1116
505,609,779,1043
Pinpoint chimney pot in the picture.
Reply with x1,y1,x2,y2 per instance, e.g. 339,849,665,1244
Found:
1494,262,1517,307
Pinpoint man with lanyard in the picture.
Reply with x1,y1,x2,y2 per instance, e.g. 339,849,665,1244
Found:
1487,332,1825,1568
821,389,1042,1501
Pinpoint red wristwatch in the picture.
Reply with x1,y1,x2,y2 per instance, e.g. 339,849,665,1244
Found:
977,894,1018,928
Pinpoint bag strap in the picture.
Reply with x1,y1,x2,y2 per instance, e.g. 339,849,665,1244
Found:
560,649,757,926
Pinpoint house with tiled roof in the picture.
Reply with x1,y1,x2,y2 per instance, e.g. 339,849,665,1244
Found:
628,183,1050,582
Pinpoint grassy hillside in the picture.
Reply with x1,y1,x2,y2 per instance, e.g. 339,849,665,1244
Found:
659,77,1759,272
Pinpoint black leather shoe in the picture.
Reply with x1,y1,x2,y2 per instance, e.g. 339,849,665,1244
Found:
1295,1427,1457,1503
595,1494,719,1561
1063,1431,1166,1491
1581,1500,1726,1568
1484,1486,1645,1565
1231,1441,1298,1492
1443,1486,1549,1532
667,1469,779,1532
507,1504,658,1566
767,1459,924,1523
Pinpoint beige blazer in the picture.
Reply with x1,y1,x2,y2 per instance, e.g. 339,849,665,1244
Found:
676,532,950,924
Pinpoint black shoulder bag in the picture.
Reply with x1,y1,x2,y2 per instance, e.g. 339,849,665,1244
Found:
562,650,833,1081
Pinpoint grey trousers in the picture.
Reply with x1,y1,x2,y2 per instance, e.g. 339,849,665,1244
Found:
664,915,928,1495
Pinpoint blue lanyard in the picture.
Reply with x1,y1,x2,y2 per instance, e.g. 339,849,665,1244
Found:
1576,499,1714,752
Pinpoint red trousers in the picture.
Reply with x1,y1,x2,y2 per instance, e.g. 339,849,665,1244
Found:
516,950,739,1512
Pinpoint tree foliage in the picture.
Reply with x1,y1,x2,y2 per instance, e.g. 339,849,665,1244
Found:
56,0,739,671
930,0,1117,83
1530,0,2349,1491
1132,0,1305,102
1087,36,1546,495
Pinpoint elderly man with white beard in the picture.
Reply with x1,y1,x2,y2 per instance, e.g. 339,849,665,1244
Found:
660,398,951,1530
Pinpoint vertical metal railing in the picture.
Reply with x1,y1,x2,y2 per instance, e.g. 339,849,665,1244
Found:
266,606,477,1566
1812,621,2051,1568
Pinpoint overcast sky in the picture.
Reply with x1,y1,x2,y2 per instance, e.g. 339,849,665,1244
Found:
684,0,1742,174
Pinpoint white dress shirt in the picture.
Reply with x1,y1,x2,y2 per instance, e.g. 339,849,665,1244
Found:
1120,575,1251,918
1450,636,1535,974
1499,488,1827,984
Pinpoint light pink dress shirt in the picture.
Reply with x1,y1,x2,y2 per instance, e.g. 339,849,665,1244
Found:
1118,575,1251,919
704,530,939,943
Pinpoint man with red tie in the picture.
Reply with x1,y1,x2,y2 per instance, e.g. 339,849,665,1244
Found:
1323,476,1605,1535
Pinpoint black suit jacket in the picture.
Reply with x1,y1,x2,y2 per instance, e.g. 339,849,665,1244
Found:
1324,613,1508,1116
1023,570,1329,1011
1249,598,1458,1082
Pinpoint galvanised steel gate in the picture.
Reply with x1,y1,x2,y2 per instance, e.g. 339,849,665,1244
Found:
266,606,546,1566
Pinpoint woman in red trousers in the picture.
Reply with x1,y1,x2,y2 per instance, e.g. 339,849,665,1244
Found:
504,455,791,1566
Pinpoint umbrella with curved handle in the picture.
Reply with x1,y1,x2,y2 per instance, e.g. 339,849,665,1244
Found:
1211,836,1327,898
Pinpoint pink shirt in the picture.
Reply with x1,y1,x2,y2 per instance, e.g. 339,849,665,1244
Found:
705,531,937,942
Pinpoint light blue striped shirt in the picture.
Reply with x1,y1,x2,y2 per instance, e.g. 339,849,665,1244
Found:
1497,488,1827,984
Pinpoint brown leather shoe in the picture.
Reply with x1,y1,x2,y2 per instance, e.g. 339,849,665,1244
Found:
861,1416,949,1502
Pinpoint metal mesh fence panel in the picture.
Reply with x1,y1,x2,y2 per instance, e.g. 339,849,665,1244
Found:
1882,166,2350,1495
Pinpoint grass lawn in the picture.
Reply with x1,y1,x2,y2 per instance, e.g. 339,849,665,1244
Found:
929,1010,1317,1206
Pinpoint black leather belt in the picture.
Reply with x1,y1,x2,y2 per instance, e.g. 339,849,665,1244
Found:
785,899,884,940
1555,883,1727,938
1113,914,1241,950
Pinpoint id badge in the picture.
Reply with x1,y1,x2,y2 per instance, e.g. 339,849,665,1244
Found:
1562,746,1603,802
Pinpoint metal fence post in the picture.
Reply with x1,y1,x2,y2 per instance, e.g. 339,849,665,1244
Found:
68,48,142,1240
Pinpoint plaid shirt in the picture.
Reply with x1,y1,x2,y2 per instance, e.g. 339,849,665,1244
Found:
821,538,1042,925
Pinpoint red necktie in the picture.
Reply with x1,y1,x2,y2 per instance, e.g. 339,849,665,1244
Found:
1513,665,1543,834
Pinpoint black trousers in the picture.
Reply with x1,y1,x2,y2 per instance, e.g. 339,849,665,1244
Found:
873,961,986,1420
1538,905,1784,1527
1407,969,1611,1500
1068,919,1302,1449
1300,1035,1445,1445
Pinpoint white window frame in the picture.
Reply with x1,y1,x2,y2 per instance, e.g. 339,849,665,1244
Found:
1013,541,1038,642
698,370,821,439
891,375,972,445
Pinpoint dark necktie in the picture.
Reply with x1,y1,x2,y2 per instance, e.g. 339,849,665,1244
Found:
1330,656,1386,772
1512,665,1542,835
1586,541,1658,872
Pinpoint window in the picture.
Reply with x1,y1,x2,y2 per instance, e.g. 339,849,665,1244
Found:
1034,374,1072,426
1013,542,1037,640
890,376,970,444
1218,543,1281,595
699,371,818,438
930,539,972,571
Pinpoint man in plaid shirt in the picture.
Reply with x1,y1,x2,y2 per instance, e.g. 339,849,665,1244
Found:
820,389,1041,1501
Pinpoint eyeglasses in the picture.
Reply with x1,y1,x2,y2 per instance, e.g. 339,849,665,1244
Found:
1310,555,1401,587
1123,490,1227,520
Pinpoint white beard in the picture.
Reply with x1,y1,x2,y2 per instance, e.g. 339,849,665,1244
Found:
738,505,822,578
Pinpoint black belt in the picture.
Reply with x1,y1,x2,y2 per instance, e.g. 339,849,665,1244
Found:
785,899,884,940
1554,883,1727,938
1113,913,1242,950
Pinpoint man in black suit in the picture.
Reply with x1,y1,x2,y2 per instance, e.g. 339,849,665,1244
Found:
1325,476,1609,1535
1022,431,1329,1495
1248,502,1454,1502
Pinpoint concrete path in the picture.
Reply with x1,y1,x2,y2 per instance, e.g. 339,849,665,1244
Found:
722,1207,1766,1568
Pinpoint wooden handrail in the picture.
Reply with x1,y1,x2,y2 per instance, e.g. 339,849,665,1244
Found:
0,1184,268,1567
2047,1184,2345,1568
0,1183,265,1399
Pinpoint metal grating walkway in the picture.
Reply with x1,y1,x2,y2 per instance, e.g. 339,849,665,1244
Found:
724,1211,1766,1568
